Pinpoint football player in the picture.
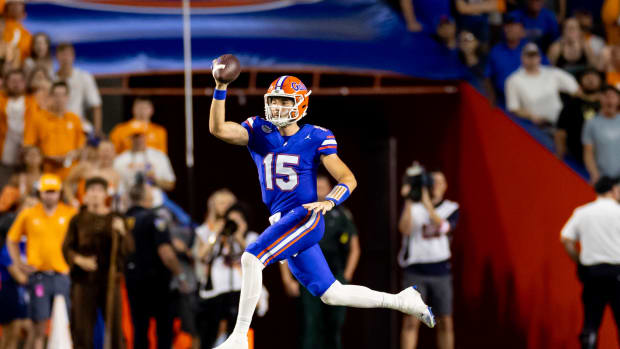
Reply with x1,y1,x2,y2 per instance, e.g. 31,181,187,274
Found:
209,68,435,349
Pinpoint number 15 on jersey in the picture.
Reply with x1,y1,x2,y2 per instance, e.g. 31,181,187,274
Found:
263,153,300,191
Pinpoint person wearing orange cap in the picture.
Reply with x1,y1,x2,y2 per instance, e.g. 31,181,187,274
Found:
23,81,85,180
113,120,175,206
109,97,168,155
6,173,77,349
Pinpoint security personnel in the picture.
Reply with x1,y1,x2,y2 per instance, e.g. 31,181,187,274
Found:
280,174,360,349
124,179,187,349
561,176,620,349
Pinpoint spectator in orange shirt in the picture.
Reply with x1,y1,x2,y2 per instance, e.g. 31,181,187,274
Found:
602,0,620,45
601,45,620,88
110,97,168,155
23,33,53,78
6,174,76,349
0,69,37,187
24,81,85,180
2,0,31,67
27,66,52,111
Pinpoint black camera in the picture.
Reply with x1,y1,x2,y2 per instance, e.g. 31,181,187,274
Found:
221,219,238,236
403,162,434,202
134,172,146,187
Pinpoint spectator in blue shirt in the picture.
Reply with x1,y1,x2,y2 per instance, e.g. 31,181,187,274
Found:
485,15,528,105
510,0,560,52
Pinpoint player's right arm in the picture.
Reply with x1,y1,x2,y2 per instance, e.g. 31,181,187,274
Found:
209,81,249,146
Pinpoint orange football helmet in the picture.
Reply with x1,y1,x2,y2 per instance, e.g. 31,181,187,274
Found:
264,76,312,127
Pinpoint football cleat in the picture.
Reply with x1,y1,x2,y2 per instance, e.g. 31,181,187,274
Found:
212,333,248,349
397,286,436,328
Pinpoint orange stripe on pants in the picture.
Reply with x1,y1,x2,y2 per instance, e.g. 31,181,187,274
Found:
264,213,320,265
256,211,311,259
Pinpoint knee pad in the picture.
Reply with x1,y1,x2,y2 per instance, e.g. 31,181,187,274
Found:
579,331,597,349
320,281,343,306
241,252,265,271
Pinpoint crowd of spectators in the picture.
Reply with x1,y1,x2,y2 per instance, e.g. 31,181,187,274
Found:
0,1,251,348
402,0,620,182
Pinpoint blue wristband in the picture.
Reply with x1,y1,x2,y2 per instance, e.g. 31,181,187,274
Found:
326,184,351,207
214,89,227,100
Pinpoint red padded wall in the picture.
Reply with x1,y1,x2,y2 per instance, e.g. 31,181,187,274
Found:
451,83,617,348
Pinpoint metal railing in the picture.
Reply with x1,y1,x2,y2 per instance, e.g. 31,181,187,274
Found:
96,67,460,96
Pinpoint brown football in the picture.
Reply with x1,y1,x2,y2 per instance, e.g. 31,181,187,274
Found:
212,54,241,84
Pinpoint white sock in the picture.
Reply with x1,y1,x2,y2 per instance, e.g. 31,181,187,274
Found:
320,281,400,309
231,252,264,337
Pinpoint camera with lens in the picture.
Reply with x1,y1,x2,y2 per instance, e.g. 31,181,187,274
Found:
134,172,146,187
403,162,434,202
221,219,238,236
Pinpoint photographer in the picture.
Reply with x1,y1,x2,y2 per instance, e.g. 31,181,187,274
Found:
194,202,266,348
398,164,459,349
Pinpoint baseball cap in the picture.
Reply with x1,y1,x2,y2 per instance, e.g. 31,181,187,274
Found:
127,120,148,136
503,13,523,25
38,174,62,192
522,42,540,55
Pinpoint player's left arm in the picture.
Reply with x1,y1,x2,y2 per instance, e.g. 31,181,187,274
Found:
303,154,357,214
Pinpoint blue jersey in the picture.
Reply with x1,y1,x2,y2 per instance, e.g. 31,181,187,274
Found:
241,117,338,215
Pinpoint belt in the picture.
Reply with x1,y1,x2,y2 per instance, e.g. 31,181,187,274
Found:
269,212,282,225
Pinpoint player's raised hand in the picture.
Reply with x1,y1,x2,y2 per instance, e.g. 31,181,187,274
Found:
211,59,229,89
303,200,335,215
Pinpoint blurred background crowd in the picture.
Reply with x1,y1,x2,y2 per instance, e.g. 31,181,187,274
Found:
396,0,620,183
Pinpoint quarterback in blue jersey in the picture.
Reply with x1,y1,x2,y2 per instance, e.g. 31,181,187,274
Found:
209,70,435,349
